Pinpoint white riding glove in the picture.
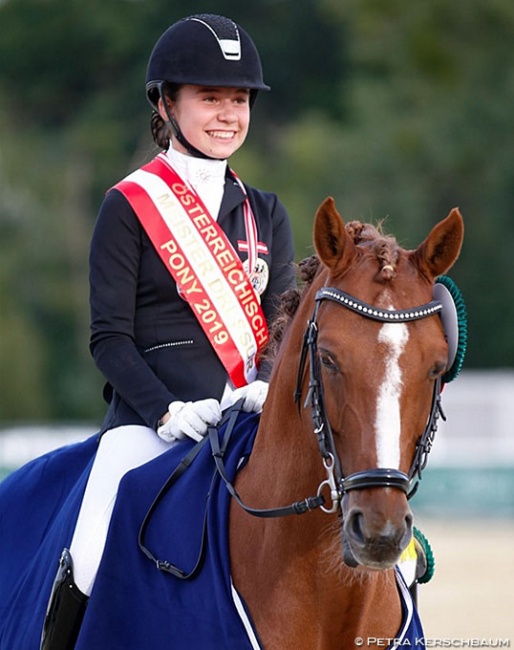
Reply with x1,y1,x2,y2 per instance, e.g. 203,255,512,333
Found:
225,380,269,413
157,398,222,443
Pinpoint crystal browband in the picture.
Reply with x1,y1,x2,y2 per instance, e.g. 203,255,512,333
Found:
315,287,443,323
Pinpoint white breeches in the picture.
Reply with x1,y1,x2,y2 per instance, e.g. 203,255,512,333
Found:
69,425,176,596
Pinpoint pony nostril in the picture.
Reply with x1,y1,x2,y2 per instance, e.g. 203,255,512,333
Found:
348,511,365,546
401,512,414,548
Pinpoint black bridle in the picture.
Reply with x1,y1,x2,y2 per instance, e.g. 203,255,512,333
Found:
211,285,446,518
139,286,448,577
294,286,445,510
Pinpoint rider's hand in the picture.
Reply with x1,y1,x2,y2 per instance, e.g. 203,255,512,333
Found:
225,380,269,413
157,399,222,443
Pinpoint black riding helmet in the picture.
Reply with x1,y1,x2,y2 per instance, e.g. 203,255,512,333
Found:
146,14,270,159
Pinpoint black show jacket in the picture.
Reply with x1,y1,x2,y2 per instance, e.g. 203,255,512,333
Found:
89,171,296,433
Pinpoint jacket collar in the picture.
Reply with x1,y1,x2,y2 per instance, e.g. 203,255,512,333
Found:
219,169,247,221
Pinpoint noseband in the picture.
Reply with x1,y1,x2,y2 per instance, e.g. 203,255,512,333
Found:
294,286,445,512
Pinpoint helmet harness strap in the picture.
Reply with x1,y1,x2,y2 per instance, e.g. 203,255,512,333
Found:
157,85,221,161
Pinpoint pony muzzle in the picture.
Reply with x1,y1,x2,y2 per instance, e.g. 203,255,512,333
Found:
341,486,413,570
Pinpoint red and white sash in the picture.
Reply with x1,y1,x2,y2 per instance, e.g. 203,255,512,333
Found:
113,153,268,388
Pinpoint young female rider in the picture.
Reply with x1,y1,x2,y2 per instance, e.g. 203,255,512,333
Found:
40,14,296,649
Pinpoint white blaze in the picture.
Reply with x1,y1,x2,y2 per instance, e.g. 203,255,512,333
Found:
375,317,409,469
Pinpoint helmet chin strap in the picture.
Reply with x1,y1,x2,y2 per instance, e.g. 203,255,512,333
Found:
160,90,225,161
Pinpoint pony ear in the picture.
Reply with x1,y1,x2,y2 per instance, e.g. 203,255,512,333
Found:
313,197,356,272
412,208,464,279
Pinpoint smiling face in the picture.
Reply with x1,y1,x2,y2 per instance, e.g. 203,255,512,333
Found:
159,84,251,159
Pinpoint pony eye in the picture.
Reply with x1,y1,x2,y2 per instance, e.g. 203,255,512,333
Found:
429,361,447,379
319,351,338,371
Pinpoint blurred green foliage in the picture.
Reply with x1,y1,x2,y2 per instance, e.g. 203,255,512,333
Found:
0,0,512,423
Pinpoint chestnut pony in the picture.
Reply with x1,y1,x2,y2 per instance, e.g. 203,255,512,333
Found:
229,198,464,649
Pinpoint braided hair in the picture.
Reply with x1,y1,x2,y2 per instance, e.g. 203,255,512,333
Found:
149,83,181,150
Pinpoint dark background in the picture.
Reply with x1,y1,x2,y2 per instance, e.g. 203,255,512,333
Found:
0,0,512,424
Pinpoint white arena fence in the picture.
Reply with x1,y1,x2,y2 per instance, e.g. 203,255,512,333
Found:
1,370,513,517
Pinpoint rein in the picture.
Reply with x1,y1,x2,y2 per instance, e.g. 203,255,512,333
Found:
138,403,324,578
